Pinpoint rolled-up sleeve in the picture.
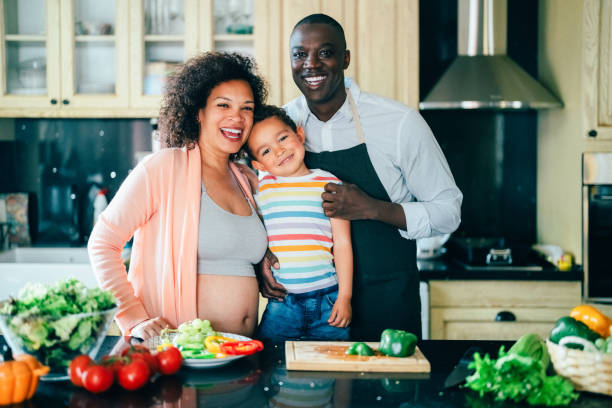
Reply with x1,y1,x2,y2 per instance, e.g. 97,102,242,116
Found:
87,161,154,333
396,110,462,239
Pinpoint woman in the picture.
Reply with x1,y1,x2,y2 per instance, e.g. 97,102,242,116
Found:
88,52,269,340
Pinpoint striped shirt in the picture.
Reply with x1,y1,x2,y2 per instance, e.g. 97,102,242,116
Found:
255,169,341,294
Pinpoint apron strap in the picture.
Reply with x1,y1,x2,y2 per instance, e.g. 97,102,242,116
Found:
298,89,366,145
346,91,366,144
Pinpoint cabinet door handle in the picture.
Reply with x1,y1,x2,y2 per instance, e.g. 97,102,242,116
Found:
495,310,516,322
62,99,70,105
50,98,57,105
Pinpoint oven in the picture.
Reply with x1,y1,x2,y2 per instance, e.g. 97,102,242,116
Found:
583,152,612,302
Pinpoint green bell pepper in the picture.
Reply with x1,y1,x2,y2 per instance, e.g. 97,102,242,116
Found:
549,316,601,349
180,348,216,359
345,342,375,356
378,329,417,357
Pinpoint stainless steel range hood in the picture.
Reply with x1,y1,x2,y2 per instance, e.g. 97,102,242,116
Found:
419,0,563,110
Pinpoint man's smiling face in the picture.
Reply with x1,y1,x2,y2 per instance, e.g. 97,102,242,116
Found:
289,23,350,106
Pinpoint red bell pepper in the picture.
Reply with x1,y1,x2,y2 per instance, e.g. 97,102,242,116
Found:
219,340,264,355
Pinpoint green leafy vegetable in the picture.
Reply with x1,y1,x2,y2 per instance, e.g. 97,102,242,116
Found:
0,278,116,369
465,333,579,406
161,318,217,352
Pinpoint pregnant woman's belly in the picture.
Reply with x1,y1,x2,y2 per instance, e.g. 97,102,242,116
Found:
197,274,259,337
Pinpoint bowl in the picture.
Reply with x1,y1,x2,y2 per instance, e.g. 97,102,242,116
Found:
18,57,46,89
0,306,116,381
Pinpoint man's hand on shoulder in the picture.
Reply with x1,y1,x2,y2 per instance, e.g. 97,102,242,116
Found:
321,182,377,220
321,182,408,230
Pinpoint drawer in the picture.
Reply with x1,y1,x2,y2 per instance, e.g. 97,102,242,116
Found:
430,306,570,340
429,280,582,308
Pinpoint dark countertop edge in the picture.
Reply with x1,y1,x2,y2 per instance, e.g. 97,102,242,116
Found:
419,269,583,281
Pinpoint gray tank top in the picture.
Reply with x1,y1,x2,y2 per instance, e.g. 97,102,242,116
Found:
197,183,267,276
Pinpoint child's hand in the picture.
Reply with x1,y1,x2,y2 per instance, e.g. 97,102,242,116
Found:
328,296,352,328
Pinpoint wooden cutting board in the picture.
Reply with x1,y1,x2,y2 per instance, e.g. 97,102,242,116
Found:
285,341,431,373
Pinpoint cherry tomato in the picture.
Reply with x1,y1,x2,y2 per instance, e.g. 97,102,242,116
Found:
100,355,125,380
69,354,93,387
122,345,158,374
118,359,150,391
82,364,114,394
155,346,182,375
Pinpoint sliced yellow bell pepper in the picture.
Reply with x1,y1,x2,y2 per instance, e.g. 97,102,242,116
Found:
204,335,234,354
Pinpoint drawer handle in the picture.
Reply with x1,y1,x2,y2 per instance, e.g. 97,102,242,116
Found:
495,310,516,322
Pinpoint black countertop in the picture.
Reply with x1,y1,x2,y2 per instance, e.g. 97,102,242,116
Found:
14,336,611,407
417,257,583,281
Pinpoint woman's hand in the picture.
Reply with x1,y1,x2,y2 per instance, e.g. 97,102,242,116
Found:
328,295,352,328
130,317,172,340
257,249,287,301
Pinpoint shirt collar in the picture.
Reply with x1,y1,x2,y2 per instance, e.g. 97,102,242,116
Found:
299,77,361,126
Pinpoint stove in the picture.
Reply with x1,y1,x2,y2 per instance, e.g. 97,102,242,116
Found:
446,237,546,271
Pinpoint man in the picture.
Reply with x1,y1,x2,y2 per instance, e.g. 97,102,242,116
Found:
259,14,462,341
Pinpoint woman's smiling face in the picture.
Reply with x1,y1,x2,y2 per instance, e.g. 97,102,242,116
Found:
198,79,255,155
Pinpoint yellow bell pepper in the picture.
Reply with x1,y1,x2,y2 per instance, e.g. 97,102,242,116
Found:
204,335,234,354
569,305,612,338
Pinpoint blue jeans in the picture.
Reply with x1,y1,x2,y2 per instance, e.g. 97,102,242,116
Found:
256,287,350,341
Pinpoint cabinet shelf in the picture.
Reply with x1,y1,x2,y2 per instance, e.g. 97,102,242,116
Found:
75,35,115,42
214,34,254,42
5,34,46,42
144,35,185,42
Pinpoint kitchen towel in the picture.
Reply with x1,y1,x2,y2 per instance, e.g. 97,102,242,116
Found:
0,193,30,245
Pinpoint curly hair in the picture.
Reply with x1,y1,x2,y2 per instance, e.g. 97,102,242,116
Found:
158,52,268,149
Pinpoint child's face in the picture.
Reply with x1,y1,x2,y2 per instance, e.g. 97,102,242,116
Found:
248,117,310,177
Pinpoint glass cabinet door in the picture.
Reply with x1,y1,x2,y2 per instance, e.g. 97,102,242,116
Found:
211,0,253,55
0,0,60,110
130,0,198,110
60,0,129,109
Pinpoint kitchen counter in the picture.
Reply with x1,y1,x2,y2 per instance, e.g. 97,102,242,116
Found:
418,257,583,281
10,336,610,407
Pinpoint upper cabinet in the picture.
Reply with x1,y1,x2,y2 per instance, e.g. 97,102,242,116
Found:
0,0,129,116
255,0,419,108
0,0,416,117
129,0,255,112
584,0,612,139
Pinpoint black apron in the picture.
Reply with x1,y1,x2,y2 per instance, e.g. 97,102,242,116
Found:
302,92,421,341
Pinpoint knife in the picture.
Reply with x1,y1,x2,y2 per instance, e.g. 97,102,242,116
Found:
443,346,483,388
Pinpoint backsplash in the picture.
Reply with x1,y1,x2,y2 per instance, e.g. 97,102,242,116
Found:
0,119,152,245
420,0,539,244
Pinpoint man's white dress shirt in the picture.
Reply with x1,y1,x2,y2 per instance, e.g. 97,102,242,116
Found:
284,77,463,240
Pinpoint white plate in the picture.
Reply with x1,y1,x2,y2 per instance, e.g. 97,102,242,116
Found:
142,332,252,369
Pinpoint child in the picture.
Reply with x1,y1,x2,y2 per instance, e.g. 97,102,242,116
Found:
247,105,353,341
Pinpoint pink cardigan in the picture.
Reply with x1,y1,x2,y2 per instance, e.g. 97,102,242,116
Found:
88,145,255,334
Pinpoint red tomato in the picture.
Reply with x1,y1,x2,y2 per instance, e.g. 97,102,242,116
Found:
82,364,114,394
122,345,158,374
100,355,125,379
69,354,93,387
155,346,182,375
118,359,150,391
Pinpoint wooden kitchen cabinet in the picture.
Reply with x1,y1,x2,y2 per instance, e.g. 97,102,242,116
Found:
0,0,131,116
0,0,255,117
584,0,612,139
255,0,419,107
429,280,582,340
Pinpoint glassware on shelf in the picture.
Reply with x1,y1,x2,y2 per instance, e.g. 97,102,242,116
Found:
146,0,184,35
214,0,253,35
